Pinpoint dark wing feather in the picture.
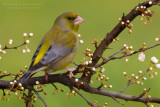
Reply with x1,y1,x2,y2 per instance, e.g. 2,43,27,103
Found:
29,42,43,69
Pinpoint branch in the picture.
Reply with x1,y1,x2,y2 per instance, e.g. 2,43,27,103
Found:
90,0,160,67
21,75,160,104
75,90,100,107
96,43,160,68
120,68,150,93
1,74,160,104
2,42,26,50
32,88,48,107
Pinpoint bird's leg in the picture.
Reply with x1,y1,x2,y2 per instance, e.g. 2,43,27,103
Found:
45,72,49,82
64,67,77,78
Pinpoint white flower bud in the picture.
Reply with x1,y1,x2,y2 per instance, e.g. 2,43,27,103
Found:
126,46,129,49
123,44,127,47
155,64,160,68
2,50,6,54
108,85,112,88
80,40,84,44
13,80,17,83
149,1,152,5
8,39,13,45
29,33,33,37
118,18,121,21
88,60,92,64
71,90,75,93
149,67,153,71
138,70,142,74
129,46,133,49
23,33,27,37
154,72,158,75
91,67,96,71
84,61,88,65
18,83,22,87
36,81,39,85
25,40,30,44
131,74,135,77
78,34,81,37
104,85,107,88
75,78,79,82
121,21,124,25
142,77,147,80
123,72,127,76
22,49,26,53
155,38,159,41
135,76,139,79
21,87,24,90
10,82,14,85
125,58,129,62
15,92,18,95
26,48,30,53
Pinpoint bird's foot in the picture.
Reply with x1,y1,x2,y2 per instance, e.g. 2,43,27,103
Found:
64,67,77,78
45,72,49,82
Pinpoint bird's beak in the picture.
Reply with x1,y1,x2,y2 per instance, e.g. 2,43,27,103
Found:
74,16,85,25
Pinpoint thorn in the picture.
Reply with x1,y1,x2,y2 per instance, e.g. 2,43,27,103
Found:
122,13,125,20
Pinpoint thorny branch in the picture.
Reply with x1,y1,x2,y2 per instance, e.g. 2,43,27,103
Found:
0,0,160,107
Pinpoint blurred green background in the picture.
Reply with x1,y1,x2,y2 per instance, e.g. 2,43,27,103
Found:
0,0,160,107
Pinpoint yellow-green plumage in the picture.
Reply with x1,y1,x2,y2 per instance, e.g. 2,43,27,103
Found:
20,12,84,81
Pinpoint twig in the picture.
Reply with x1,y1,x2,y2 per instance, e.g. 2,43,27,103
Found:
51,83,58,90
144,103,149,107
137,88,150,99
97,85,102,90
120,81,132,93
112,96,123,105
96,43,160,68
120,68,149,93
75,90,100,107
26,89,34,107
2,89,5,96
0,74,11,79
108,48,125,58
2,42,26,50
72,62,79,66
32,88,48,107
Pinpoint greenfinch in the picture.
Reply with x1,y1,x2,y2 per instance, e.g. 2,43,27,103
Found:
20,12,85,82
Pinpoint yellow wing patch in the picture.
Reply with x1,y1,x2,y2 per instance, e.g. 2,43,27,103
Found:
33,39,51,66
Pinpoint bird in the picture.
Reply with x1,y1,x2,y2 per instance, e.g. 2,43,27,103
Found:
19,12,85,82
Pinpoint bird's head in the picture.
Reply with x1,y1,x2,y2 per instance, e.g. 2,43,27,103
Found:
54,12,85,32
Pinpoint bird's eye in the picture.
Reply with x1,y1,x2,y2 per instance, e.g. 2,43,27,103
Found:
67,17,75,20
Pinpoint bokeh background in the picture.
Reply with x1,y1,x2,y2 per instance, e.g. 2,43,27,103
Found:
0,0,160,107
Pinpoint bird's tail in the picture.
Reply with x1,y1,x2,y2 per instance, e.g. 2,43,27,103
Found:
19,70,33,83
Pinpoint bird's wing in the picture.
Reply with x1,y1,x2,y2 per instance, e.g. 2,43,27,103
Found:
29,31,77,71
